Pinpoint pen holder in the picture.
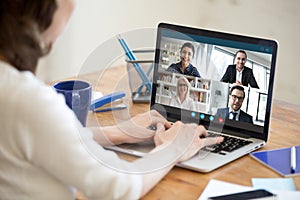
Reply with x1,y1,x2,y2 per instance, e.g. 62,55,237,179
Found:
125,49,154,103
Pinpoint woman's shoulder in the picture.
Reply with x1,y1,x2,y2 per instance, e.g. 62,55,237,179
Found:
167,62,181,73
169,62,181,68
0,63,51,101
17,71,57,103
1,64,67,119
186,96,195,103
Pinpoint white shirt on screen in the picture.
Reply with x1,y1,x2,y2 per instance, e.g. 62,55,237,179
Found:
236,68,244,83
169,96,196,111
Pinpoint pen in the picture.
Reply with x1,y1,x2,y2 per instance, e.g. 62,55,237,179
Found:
117,35,152,92
291,146,296,173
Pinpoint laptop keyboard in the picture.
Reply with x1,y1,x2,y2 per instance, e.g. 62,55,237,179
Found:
202,132,253,155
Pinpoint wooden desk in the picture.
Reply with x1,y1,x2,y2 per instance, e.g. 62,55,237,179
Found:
76,66,300,199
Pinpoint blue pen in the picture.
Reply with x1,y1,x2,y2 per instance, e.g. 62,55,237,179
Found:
291,146,296,173
117,35,152,92
117,35,151,84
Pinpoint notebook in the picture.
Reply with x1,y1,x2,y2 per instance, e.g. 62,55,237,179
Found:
106,22,278,172
250,146,300,177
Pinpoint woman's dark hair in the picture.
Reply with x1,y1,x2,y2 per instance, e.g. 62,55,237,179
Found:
0,0,57,73
180,42,195,57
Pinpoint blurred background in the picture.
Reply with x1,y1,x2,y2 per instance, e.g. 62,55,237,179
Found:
36,0,300,106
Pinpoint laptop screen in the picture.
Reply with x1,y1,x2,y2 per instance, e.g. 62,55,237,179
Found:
151,23,278,141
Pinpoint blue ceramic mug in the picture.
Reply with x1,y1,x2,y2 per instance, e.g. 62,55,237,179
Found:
53,80,92,126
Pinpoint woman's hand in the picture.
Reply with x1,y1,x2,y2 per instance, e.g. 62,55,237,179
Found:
92,110,171,146
154,121,223,163
115,110,172,143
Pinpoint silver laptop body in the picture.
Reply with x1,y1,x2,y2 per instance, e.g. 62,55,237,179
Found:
106,22,278,172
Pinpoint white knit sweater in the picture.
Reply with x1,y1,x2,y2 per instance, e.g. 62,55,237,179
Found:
0,61,141,200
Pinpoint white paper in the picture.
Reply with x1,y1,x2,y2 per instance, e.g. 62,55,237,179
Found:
198,179,300,200
273,190,300,200
198,179,253,200
252,178,296,191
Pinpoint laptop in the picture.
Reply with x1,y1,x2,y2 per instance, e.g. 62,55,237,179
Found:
106,22,278,172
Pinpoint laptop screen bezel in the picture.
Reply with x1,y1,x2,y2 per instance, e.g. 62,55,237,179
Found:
150,22,278,141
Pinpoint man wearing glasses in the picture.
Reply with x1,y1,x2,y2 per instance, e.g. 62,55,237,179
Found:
215,85,253,123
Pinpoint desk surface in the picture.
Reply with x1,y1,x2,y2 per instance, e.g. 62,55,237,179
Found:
76,66,300,199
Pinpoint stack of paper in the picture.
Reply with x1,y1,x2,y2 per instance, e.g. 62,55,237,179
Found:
198,179,300,200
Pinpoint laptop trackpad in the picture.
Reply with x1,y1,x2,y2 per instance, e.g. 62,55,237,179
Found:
198,150,210,159
114,140,155,154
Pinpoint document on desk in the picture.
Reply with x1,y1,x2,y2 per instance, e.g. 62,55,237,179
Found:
198,179,253,200
198,179,300,200
252,178,296,191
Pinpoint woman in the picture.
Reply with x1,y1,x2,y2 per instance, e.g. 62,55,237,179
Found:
0,1,222,199
167,42,201,77
170,76,196,110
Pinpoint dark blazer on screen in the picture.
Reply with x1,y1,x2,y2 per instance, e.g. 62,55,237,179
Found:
215,107,253,124
220,64,259,88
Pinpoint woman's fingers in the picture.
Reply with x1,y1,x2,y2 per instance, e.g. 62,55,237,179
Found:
201,136,224,147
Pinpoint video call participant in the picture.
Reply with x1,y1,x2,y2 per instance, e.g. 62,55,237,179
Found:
169,76,196,110
215,85,253,123
166,42,201,77
220,50,259,89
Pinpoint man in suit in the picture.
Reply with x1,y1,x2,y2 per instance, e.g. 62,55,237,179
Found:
215,85,253,123
220,50,259,89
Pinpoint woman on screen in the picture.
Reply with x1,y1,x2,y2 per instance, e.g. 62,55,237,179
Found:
170,76,196,110
167,42,201,77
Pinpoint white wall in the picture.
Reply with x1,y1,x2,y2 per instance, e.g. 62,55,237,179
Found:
36,0,300,105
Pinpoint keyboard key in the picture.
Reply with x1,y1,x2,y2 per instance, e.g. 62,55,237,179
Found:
202,132,253,155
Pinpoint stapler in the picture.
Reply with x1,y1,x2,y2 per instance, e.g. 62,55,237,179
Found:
89,91,127,112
